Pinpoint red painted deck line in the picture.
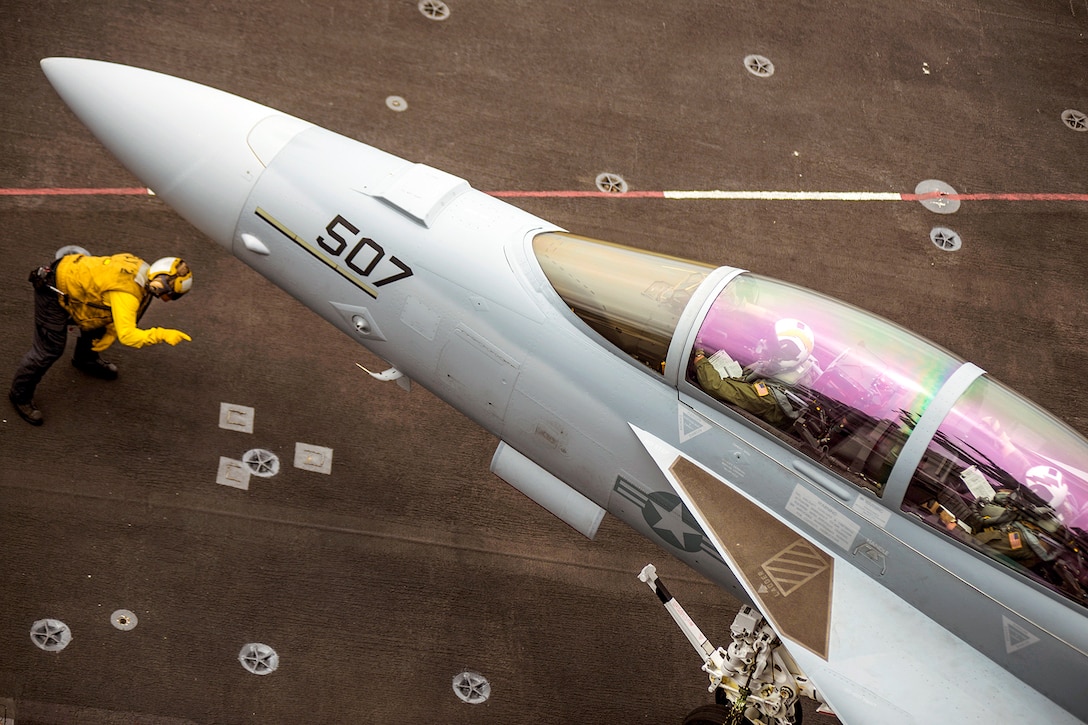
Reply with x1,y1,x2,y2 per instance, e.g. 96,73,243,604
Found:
1,187,1086,202
0,187,151,196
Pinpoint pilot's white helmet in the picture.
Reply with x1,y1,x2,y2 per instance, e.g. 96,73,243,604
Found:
1025,465,1068,510
773,318,815,368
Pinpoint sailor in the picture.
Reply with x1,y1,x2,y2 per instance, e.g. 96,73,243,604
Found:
9,249,193,426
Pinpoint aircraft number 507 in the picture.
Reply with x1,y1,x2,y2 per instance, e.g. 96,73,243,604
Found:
317,214,413,288
254,207,414,299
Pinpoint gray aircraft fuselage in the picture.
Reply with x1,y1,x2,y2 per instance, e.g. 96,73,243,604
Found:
39,58,1088,723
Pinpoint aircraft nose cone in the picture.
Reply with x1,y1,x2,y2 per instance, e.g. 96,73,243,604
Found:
40,57,311,245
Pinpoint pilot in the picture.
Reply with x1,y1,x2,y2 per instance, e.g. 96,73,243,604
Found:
980,416,1087,532
692,349,798,427
745,318,823,388
933,479,1088,598
9,249,194,426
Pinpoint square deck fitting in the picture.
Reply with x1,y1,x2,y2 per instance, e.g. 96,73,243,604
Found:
217,457,251,490
294,443,333,474
219,402,255,433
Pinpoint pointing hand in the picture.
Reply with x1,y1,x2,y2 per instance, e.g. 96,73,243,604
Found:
160,329,192,346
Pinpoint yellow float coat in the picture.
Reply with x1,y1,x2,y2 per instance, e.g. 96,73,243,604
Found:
55,253,177,350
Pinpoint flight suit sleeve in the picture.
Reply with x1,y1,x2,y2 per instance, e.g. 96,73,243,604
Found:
103,290,192,348
695,358,748,406
695,357,787,425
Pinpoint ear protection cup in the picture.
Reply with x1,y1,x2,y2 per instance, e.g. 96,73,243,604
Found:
147,257,193,299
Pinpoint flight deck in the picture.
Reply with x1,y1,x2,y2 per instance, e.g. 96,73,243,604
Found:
1,2,1086,723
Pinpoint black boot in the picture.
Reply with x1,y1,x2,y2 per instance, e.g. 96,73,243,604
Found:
9,390,43,426
72,357,118,380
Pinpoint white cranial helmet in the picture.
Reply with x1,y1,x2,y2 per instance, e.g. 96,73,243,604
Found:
1026,465,1068,510
773,318,815,368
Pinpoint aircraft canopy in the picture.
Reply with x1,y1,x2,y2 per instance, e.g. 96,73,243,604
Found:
532,232,1088,608
689,272,1088,608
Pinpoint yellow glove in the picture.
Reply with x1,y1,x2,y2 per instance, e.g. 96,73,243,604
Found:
155,328,192,346
91,328,119,352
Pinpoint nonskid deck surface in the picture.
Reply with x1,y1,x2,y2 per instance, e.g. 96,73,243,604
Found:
1,1,1086,723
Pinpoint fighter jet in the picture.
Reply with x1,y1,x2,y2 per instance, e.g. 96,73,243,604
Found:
39,58,1088,724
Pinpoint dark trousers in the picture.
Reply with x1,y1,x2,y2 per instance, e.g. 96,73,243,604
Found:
10,285,103,403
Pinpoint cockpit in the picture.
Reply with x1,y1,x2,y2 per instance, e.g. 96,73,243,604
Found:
533,232,1088,608
687,271,960,495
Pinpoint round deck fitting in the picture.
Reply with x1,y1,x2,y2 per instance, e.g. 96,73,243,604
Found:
930,227,962,252
30,619,72,652
595,172,628,193
914,179,960,214
1061,109,1086,132
111,609,139,631
386,95,408,112
242,449,280,477
418,0,450,20
743,55,775,77
239,643,279,675
452,671,491,704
